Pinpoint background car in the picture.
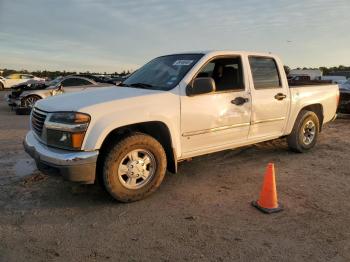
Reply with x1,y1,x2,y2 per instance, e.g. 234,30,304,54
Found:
6,79,53,107
0,74,45,90
338,79,350,114
72,74,123,85
9,75,113,113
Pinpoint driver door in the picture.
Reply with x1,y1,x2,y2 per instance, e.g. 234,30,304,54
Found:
180,56,251,156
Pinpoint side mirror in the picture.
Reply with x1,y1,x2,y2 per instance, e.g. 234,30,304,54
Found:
57,83,63,90
186,77,216,96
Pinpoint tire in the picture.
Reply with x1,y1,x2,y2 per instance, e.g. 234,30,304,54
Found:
287,110,320,153
22,95,41,109
102,133,167,202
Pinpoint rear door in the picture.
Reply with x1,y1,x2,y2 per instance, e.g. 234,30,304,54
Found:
247,56,290,139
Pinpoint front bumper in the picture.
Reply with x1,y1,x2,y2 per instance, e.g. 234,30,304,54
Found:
5,94,21,107
23,131,99,183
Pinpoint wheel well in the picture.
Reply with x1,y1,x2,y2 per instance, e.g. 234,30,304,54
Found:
97,121,177,177
301,104,324,130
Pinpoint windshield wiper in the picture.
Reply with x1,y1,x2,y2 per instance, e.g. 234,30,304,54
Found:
129,83,153,88
128,82,154,88
117,82,128,87
118,82,155,88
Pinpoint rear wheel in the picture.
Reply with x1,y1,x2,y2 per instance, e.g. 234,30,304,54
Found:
102,133,167,202
287,110,320,153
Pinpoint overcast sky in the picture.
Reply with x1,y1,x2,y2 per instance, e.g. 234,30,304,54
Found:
0,0,349,72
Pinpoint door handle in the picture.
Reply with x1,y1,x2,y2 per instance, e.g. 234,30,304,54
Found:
274,93,287,100
231,97,249,106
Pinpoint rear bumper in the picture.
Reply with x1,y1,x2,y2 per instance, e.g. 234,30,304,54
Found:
23,131,99,183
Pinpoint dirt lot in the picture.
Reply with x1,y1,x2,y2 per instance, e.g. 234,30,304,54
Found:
0,91,349,262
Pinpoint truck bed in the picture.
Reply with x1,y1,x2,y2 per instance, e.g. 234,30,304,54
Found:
288,84,339,129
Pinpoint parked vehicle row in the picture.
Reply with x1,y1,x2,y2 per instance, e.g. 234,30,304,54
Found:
71,74,124,85
320,75,347,84
23,50,339,202
287,75,332,85
5,75,116,113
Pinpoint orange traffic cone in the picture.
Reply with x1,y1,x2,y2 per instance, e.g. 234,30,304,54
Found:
252,163,283,214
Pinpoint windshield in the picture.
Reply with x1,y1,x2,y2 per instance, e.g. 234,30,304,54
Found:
122,54,204,90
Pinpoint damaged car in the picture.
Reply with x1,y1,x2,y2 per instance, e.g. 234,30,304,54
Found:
7,75,113,113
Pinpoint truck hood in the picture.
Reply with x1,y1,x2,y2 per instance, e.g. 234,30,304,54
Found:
35,86,165,112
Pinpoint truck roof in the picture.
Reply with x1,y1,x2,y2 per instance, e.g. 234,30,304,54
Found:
167,50,277,58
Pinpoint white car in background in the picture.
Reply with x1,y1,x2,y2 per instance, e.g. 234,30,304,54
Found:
0,74,45,90
0,76,4,86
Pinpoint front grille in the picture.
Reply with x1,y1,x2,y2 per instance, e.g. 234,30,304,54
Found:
31,108,47,136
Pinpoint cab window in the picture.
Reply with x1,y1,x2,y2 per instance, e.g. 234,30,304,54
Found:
196,57,244,92
249,56,281,89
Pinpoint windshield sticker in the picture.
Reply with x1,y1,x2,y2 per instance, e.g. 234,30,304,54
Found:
173,60,194,66
166,81,174,85
170,76,178,81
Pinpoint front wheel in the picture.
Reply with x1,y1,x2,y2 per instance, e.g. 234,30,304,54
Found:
287,110,320,153
22,95,41,109
102,133,167,202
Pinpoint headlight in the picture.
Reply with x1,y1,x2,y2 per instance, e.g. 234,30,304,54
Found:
45,112,90,150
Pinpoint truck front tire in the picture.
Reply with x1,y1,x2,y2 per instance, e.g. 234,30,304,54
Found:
102,133,167,202
287,110,320,153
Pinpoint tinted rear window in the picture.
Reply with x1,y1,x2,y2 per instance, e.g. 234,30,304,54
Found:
249,57,281,89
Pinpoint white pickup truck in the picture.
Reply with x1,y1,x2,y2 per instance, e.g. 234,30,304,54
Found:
24,51,339,202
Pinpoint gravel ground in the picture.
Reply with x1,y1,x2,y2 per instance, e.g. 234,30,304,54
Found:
0,91,349,262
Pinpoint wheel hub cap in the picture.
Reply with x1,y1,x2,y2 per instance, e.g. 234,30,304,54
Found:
127,160,146,178
117,149,156,190
302,120,316,145
24,97,38,108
